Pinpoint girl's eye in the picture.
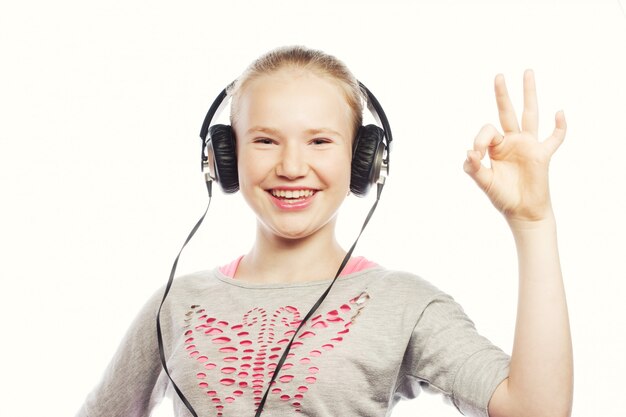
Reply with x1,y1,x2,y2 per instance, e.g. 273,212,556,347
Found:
311,138,331,145
254,138,275,145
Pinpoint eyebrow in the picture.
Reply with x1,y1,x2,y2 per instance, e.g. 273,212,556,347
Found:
245,126,344,138
306,128,344,137
245,126,280,136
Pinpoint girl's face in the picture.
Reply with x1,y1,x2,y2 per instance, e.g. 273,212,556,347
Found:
233,69,354,241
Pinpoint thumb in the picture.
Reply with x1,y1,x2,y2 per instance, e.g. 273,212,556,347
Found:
463,149,493,192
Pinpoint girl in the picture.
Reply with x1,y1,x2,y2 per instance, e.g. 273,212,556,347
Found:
76,46,573,417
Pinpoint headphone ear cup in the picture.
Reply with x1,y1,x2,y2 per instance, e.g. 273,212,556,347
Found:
209,124,239,193
350,124,385,197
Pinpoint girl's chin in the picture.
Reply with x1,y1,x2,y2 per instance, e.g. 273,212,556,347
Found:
258,219,336,242
268,226,319,241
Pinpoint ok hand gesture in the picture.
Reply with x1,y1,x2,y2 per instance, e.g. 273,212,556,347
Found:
463,70,566,224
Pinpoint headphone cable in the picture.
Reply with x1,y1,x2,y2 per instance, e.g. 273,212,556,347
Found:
157,180,384,417
156,180,212,417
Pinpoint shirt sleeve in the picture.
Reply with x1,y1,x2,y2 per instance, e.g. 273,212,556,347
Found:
394,292,510,417
75,287,170,417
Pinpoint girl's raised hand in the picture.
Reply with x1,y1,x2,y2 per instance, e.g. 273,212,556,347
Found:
463,70,566,224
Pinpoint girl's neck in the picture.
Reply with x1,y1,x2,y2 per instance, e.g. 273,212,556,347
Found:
235,221,347,284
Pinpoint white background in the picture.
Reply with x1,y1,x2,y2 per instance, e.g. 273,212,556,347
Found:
1,0,625,416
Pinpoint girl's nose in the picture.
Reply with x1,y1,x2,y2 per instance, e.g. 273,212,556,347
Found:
276,143,309,179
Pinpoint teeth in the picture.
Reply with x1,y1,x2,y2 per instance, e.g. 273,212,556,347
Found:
271,189,314,199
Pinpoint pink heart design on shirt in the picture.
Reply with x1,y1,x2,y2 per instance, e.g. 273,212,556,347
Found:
180,291,370,416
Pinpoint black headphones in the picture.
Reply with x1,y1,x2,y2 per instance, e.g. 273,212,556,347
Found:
198,81,393,197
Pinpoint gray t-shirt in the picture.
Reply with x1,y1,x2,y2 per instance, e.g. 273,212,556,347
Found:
77,266,510,417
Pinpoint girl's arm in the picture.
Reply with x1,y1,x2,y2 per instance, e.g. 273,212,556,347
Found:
75,286,168,417
463,70,573,417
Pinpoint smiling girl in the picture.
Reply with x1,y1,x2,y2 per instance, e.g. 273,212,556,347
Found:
77,46,573,417
232,67,354,282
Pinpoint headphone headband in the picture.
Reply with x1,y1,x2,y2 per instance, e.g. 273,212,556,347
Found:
199,87,228,142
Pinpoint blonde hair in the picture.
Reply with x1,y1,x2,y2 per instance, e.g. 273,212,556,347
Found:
227,45,366,139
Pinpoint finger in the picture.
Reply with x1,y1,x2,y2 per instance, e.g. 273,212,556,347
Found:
495,73,520,134
521,69,539,135
473,124,505,158
463,149,493,192
463,124,502,191
544,110,567,155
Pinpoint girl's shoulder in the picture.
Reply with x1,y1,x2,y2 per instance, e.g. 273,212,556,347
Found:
367,267,449,301
168,268,224,291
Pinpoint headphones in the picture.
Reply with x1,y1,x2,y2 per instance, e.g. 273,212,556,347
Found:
198,81,393,197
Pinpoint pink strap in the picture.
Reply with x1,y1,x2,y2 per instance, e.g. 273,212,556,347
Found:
219,255,244,278
219,255,377,278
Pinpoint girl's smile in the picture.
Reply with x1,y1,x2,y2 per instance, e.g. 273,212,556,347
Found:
268,187,318,210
